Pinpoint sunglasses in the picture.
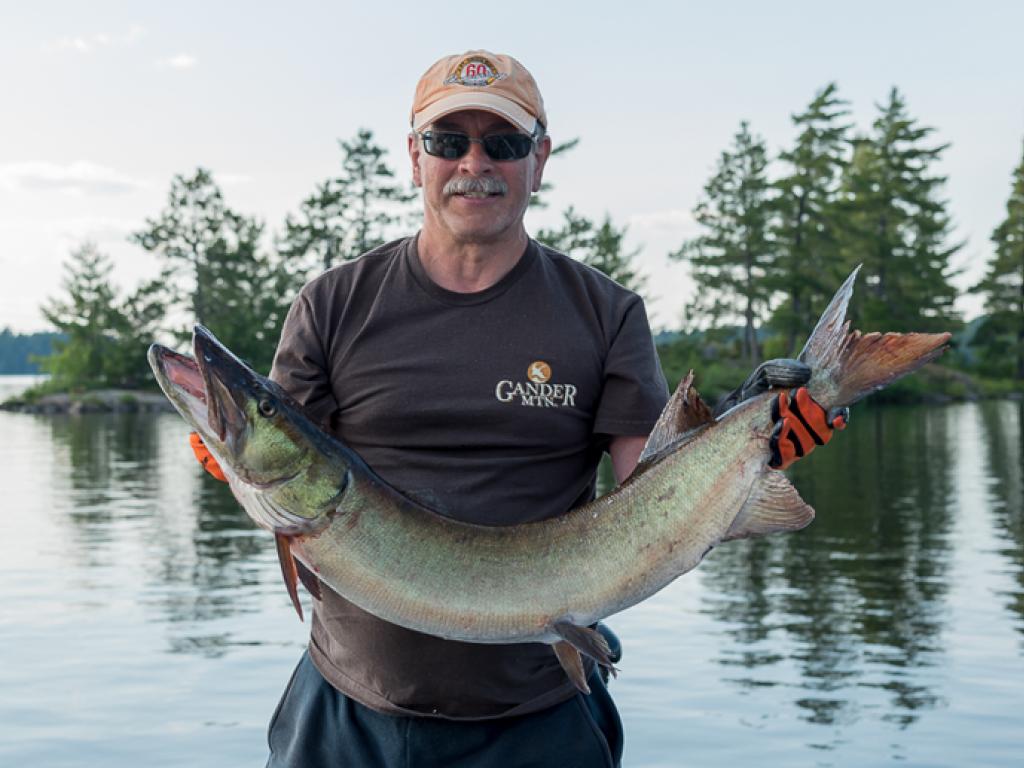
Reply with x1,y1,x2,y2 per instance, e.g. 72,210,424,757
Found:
417,131,536,161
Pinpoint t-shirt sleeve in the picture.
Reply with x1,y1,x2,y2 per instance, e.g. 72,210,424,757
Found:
270,290,339,428
593,297,669,437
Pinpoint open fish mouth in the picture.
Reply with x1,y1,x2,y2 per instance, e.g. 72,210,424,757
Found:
147,344,211,432
147,325,253,445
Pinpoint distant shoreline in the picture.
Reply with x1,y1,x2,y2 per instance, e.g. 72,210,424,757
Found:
0,389,173,414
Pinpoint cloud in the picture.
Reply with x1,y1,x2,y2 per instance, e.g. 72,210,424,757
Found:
44,25,146,54
216,172,251,187
158,53,198,70
627,208,697,234
0,162,147,196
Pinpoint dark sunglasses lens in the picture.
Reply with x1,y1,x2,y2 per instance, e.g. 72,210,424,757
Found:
483,134,533,160
425,133,470,159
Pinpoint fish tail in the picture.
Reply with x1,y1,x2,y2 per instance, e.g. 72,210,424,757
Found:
799,266,951,407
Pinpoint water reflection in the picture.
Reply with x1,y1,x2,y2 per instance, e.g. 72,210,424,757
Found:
5,401,1024,767
977,400,1024,642
698,404,955,732
46,412,278,657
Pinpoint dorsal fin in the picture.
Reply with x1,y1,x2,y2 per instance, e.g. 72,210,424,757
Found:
638,370,715,463
722,472,815,542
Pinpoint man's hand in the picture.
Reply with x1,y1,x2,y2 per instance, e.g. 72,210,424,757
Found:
189,431,227,482
768,388,849,470
714,358,811,417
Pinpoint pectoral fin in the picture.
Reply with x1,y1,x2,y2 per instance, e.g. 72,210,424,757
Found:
551,620,618,694
275,533,304,621
553,642,590,694
722,472,815,542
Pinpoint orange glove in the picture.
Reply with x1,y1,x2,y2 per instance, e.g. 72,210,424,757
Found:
768,388,848,470
189,431,227,482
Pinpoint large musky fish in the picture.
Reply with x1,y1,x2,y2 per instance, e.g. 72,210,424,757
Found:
148,268,950,693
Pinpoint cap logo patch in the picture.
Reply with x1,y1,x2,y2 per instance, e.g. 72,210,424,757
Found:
444,56,507,87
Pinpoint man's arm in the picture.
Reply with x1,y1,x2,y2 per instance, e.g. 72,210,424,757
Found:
609,434,648,484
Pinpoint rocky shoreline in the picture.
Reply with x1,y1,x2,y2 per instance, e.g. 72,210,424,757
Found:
0,389,173,415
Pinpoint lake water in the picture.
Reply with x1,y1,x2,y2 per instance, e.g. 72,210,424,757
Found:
1,389,1021,767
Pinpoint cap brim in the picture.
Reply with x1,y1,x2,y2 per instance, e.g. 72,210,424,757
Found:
412,91,537,134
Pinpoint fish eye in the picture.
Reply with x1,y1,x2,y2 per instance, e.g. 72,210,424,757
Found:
257,398,277,418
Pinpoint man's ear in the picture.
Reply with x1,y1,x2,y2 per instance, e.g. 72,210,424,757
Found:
531,135,553,193
408,133,423,187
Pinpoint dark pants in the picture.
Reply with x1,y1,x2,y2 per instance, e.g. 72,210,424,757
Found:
266,651,624,768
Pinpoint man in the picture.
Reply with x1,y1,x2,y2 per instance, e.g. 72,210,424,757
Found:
192,50,845,767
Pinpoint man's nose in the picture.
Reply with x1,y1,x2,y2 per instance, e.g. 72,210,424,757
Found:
457,139,494,174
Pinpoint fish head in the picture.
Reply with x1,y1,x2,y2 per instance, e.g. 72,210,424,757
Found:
148,325,345,509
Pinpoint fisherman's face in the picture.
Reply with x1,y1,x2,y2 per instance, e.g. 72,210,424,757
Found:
409,110,551,246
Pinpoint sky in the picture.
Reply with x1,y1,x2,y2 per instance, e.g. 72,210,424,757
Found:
1,1,1022,333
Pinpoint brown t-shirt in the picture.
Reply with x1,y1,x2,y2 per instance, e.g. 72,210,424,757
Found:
270,235,668,720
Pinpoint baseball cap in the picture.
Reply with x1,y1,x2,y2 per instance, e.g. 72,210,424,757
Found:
411,50,547,135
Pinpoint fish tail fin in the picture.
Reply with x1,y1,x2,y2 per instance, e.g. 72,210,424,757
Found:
799,266,951,407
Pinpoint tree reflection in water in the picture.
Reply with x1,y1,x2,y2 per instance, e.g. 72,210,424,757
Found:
977,400,1024,643
48,412,281,658
697,404,955,730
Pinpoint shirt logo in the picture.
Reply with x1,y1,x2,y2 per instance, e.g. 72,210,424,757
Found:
528,361,551,383
495,361,577,408
444,56,507,87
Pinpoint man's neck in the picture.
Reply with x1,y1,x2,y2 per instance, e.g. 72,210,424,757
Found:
416,227,529,293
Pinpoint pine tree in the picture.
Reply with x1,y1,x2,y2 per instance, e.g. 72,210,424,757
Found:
133,168,297,371
280,178,351,273
529,137,580,209
40,243,158,389
535,206,593,257
536,207,646,293
340,128,416,259
675,121,775,367
836,89,961,333
771,83,852,355
281,129,414,275
132,168,249,327
974,140,1024,379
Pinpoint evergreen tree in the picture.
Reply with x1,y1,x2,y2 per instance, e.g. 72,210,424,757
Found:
974,140,1024,378
341,128,416,259
133,168,297,371
771,83,852,355
535,206,593,257
201,218,296,373
674,121,775,366
836,89,961,333
39,243,156,389
132,168,249,327
280,129,414,275
280,178,350,273
530,137,580,209
536,207,646,293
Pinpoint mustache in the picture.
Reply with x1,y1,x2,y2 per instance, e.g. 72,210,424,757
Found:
443,176,508,197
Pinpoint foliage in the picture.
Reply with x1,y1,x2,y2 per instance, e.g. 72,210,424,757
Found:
536,206,646,293
38,243,159,390
133,168,297,373
655,332,748,404
530,137,580,209
280,128,415,274
0,329,62,374
770,83,853,356
674,120,775,367
835,89,961,334
974,139,1024,379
